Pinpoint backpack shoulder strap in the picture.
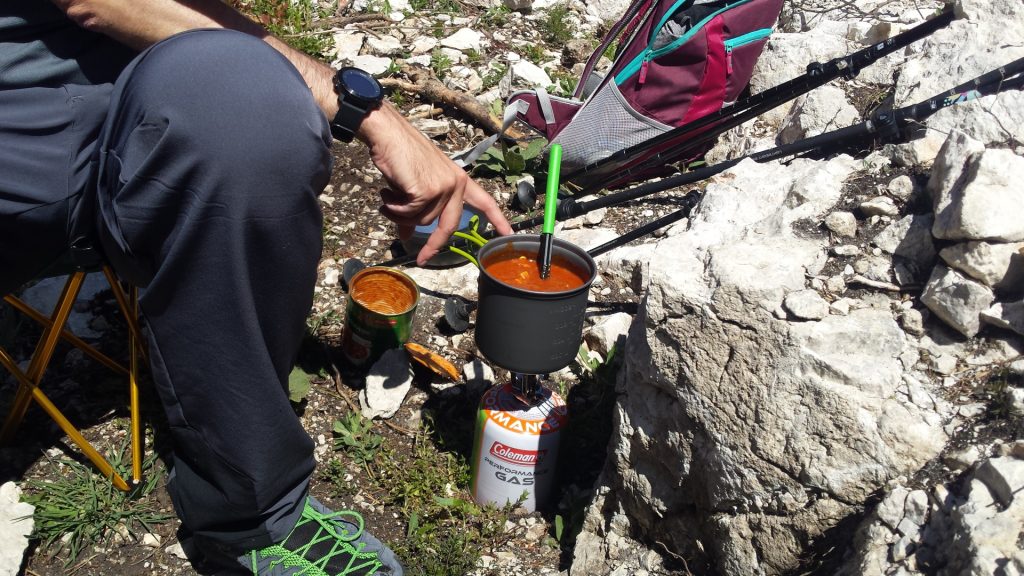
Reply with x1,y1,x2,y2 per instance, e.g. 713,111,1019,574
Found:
574,0,661,99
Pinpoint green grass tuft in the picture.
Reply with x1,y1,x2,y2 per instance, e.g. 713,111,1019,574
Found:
21,441,171,565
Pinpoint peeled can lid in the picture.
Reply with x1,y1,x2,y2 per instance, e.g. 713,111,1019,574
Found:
402,205,490,267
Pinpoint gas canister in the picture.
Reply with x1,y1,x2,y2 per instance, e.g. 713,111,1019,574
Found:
470,381,568,512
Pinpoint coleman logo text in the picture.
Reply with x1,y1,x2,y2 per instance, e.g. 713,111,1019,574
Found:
489,442,546,466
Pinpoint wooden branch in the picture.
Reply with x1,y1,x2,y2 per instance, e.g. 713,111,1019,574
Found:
381,66,523,138
315,13,390,29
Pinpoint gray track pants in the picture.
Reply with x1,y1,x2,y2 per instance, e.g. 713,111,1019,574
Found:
0,29,332,558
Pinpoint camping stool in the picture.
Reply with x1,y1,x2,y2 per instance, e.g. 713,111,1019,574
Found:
0,264,146,491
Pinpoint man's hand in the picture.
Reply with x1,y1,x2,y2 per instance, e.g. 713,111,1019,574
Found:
358,103,513,266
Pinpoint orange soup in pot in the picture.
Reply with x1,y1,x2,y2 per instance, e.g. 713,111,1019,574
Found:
484,252,588,292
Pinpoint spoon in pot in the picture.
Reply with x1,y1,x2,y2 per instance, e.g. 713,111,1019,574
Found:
538,143,563,279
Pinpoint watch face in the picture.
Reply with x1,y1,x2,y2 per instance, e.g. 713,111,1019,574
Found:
341,68,382,100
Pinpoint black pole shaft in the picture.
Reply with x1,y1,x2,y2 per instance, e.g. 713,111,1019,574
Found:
586,192,703,258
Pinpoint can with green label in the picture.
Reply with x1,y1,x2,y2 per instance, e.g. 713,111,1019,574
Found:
341,267,419,366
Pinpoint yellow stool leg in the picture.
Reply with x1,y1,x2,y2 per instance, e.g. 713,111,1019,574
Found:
0,346,130,491
0,272,85,444
128,286,143,486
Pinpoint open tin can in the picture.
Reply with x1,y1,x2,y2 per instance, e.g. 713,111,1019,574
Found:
341,267,419,366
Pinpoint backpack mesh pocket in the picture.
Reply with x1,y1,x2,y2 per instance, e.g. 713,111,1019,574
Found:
551,82,672,173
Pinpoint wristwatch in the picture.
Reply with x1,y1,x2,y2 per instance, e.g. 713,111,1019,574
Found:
330,67,384,142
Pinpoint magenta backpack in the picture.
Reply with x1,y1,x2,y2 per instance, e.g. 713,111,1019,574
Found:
508,0,784,180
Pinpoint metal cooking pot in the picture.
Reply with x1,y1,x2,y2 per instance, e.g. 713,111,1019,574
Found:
474,235,596,375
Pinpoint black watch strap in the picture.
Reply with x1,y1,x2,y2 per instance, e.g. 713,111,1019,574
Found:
330,98,367,143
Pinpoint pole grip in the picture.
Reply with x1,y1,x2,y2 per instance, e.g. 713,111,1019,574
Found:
543,144,563,235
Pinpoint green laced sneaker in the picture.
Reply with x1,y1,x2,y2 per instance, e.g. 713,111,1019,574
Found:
244,496,403,576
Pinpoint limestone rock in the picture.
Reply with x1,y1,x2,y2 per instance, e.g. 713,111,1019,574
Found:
778,85,859,145
934,456,1024,575
930,136,1024,242
0,482,33,576
463,358,494,399
981,300,1024,336
572,155,945,575
873,213,937,282
584,312,634,358
348,54,392,76
939,241,1024,292
359,349,414,419
887,175,916,202
440,28,484,52
510,58,552,88
783,289,829,320
859,196,899,218
825,211,857,238
584,0,632,23
748,31,854,127
365,34,403,57
921,264,996,338
331,31,365,63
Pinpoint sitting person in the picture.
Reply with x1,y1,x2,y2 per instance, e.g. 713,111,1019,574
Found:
0,0,512,574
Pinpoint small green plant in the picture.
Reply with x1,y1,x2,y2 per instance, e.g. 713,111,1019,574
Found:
385,59,403,77
410,0,459,12
430,20,447,39
481,63,508,90
371,428,469,516
603,39,620,61
983,367,1023,421
389,89,407,107
543,4,576,44
464,48,483,65
430,49,453,79
372,423,524,576
332,411,383,467
576,341,603,374
364,0,393,14
401,512,479,576
288,366,313,404
551,484,590,547
521,43,546,64
321,457,357,497
235,0,333,58
434,0,463,13
22,442,171,565
306,308,341,336
481,5,511,27
474,138,548,185
548,68,577,97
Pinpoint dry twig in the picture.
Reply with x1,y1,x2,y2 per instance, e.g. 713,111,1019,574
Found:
380,66,520,137
655,540,693,575
407,107,445,120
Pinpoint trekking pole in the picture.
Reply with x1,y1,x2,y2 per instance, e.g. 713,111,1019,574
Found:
556,56,1024,217
563,8,957,191
585,191,703,258
372,57,1024,269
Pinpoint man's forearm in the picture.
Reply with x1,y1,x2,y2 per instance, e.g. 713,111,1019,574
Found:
51,0,339,118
